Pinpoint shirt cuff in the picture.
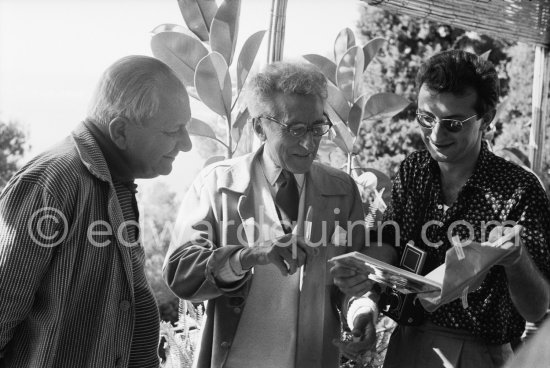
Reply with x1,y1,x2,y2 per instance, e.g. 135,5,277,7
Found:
216,249,247,283
346,295,379,330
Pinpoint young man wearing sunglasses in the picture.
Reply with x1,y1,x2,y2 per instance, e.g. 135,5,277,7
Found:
341,50,550,367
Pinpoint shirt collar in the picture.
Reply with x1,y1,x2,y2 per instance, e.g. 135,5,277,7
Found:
464,140,492,191
83,119,136,188
420,140,493,192
260,146,305,189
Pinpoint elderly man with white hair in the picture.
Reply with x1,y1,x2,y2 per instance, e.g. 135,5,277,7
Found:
164,61,376,368
0,55,192,367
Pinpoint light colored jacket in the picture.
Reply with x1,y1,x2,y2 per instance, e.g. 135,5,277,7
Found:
164,147,365,368
0,123,149,367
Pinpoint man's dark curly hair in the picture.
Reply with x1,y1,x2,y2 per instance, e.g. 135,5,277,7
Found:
416,49,499,116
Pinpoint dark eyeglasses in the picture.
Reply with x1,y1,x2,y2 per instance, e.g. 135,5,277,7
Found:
416,110,478,133
256,112,333,138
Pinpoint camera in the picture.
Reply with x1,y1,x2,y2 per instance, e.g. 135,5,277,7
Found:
377,242,427,325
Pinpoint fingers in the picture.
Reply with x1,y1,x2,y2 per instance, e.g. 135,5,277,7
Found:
269,243,301,275
329,264,358,278
271,255,290,276
333,317,377,361
352,313,373,333
283,256,299,275
487,224,522,244
295,236,317,257
272,235,315,274
244,235,317,275
486,225,524,268
332,267,374,296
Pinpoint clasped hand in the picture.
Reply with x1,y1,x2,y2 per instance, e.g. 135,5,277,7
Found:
240,234,316,276
332,310,377,361
330,263,374,297
330,263,379,359
489,225,525,268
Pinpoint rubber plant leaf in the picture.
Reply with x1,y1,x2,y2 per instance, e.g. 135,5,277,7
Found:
187,117,217,140
177,0,218,42
204,155,226,167
334,28,355,65
362,93,410,121
327,84,351,123
348,95,367,135
302,54,337,85
210,0,241,66
231,107,250,143
330,120,355,155
150,25,209,95
237,30,266,92
195,52,232,119
336,46,364,103
362,37,386,71
151,24,196,37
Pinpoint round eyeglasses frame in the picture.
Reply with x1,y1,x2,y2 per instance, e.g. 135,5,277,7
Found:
416,110,479,133
255,112,333,138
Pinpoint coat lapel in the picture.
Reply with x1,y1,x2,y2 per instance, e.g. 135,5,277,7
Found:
72,123,134,295
296,163,347,367
217,149,260,247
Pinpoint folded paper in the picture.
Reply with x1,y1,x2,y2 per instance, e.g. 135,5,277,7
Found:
419,225,522,312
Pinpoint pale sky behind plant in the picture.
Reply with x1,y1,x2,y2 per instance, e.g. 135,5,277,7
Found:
0,0,363,191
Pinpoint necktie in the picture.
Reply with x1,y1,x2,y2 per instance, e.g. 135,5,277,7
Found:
275,170,299,232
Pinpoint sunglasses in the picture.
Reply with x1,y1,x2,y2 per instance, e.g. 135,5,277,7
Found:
256,112,333,138
416,110,478,133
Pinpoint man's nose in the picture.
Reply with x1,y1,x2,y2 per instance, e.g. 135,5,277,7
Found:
178,128,192,152
429,122,446,141
299,131,316,150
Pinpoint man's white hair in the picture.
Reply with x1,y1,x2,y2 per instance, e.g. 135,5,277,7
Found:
246,61,328,118
87,55,185,126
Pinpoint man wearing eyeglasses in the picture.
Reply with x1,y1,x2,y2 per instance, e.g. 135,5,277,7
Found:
164,62,374,368
363,50,550,367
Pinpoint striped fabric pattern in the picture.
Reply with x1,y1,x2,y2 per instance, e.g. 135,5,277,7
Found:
0,123,159,367
113,181,160,367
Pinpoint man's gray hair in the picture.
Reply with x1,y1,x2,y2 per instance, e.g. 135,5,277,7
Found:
87,55,185,126
246,61,328,118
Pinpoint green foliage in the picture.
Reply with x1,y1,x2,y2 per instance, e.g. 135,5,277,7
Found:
151,0,265,160
0,119,28,191
159,301,205,368
138,182,182,323
304,28,410,166
356,5,511,123
355,118,424,177
490,43,550,190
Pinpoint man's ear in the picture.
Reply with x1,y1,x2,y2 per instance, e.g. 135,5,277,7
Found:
109,117,131,150
252,118,266,141
480,109,496,131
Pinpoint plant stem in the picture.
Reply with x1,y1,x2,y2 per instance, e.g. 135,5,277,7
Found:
226,116,233,159
347,153,352,175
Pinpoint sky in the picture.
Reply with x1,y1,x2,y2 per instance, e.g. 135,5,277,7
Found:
0,0,364,192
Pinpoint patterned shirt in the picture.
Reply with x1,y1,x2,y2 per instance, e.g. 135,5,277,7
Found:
383,142,550,344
